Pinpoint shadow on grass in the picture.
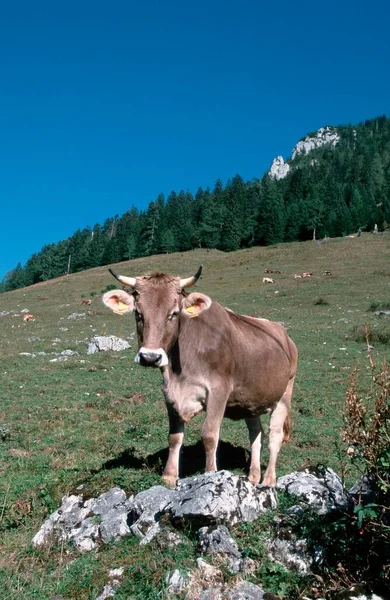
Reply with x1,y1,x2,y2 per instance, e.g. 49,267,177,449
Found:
100,440,250,478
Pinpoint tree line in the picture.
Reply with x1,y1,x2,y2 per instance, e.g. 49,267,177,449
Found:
2,114,390,293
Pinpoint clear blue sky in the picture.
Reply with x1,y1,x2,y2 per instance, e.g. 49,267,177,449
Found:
1,0,389,281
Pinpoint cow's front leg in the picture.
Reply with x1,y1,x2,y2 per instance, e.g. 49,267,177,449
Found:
245,416,264,485
201,390,227,473
163,402,184,488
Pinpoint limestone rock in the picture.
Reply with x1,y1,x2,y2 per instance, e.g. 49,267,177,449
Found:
87,335,131,354
277,465,348,514
269,156,290,180
170,470,277,527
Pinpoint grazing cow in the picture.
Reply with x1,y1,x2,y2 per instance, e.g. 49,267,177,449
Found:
324,271,332,276
294,274,303,279
22,313,35,322
81,299,92,306
302,272,313,278
264,269,281,275
102,267,298,487
262,277,275,284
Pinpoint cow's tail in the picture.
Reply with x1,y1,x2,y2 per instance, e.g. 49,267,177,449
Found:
283,413,291,443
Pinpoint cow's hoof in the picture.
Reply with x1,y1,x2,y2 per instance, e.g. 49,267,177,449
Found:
261,475,276,487
162,474,177,489
248,471,261,485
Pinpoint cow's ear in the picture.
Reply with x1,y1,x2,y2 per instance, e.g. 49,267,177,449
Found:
102,290,134,315
182,293,212,318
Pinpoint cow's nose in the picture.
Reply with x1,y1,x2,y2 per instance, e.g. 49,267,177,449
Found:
138,350,162,367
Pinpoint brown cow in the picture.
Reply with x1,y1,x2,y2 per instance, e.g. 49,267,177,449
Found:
22,313,35,322
102,267,298,487
81,299,92,306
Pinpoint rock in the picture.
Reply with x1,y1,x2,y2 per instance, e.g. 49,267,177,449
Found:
292,127,340,160
198,525,247,574
277,465,348,515
87,335,131,354
170,471,277,527
95,568,124,600
68,312,87,320
269,156,290,180
227,580,265,599
268,536,312,575
165,569,189,595
349,475,378,505
129,485,178,540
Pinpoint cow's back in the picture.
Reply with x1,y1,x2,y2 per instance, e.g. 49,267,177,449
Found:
175,301,297,419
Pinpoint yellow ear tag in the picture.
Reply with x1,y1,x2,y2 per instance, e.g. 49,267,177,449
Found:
113,300,130,315
184,306,199,318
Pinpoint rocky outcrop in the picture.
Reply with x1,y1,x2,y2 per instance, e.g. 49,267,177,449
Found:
269,156,290,180
268,126,340,180
32,467,385,600
292,127,340,160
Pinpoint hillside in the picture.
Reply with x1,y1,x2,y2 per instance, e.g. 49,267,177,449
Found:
1,235,389,597
2,114,390,294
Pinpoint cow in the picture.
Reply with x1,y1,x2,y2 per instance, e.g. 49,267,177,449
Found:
302,272,313,278
262,277,275,284
294,274,303,279
102,267,298,488
22,313,35,322
81,299,92,306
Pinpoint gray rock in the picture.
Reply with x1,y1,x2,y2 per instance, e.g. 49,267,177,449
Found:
68,312,87,320
349,475,378,505
227,580,264,599
198,525,245,573
165,569,189,595
99,507,131,543
170,471,277,527
90,487,127,514
87,335,131,354
277,465,348,514
129,485,178,540
269,536,312,575
269,156,290,180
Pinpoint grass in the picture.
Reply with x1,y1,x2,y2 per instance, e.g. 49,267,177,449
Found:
0,233,389,598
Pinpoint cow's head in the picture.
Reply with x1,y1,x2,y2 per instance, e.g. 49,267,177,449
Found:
102,266,211,367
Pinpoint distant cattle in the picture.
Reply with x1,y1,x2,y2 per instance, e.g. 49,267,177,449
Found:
294,274,303,279
23,313,35,322
103,267,298,487
264,269,281,274
81,299,92,306
302,272,313,278
262,277,275,284
324,271,332,276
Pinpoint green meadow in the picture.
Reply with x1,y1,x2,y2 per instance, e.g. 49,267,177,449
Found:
0,233,389,599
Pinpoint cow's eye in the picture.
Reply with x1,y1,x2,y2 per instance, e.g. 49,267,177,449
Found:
134,310,143,322
167,312,179,321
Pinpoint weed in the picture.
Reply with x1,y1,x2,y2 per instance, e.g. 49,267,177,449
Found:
367,301,390,312
313,297,329,306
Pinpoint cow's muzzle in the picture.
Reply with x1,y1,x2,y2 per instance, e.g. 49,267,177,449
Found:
135,347,168,368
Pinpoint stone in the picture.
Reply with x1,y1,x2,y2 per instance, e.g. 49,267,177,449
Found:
129,485,178,540
198,525,246,574
277,465,348,515
269,156,290,180
87,335,131,354
292,127,340,160
165,569,189,595
170,471,277,527
227,580,264,599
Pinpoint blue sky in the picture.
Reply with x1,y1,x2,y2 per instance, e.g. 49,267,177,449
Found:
1,0,389,281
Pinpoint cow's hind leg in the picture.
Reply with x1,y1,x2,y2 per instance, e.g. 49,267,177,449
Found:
162,403,184,488
262,375,295,487
245,416,264,485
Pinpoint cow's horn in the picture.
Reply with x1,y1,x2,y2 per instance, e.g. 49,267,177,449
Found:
108,268,136,288
180,265,202,289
